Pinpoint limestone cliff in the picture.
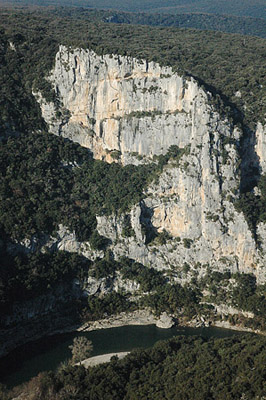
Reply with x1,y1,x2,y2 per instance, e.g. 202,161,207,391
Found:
255,122,266,175
37,45,224,165
34,46,265,283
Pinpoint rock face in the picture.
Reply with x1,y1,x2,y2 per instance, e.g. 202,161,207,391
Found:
156,312,175,329
37,45,227,165
255,122,266,175
34,46,265,283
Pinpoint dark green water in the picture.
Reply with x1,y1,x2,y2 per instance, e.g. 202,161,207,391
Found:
1,324,246,388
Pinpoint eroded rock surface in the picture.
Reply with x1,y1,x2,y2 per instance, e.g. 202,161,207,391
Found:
33,47,265,282
37,46,233,165
156,312,175,329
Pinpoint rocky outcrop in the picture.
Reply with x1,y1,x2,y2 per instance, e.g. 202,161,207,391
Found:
79,310,158,331
96,199,265,283
83,273,140,297
33,47,265,282
1,46,265,362
255,122,266,174
156,312,175,329
7,224,104,260
37,45,232,165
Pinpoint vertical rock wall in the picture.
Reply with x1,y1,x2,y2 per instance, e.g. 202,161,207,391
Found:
34,46,265,282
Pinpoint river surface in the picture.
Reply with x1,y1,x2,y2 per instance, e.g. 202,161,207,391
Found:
1,324,247,388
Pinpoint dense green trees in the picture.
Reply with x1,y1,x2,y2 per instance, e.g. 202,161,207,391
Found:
86,292,134,319
101,10,266,38
4,334,266,399
0,131,190,246
235,174,266,241
199,271,266,330
0,250,90,314
4,0,266,19
0,29,56,135
0,132,157,242
88,258,266,328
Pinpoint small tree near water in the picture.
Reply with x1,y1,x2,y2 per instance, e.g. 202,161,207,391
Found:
69,336,93,365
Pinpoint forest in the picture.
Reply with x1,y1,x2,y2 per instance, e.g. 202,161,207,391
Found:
3,0,266,19
1,242,266,331
2,334,265,399
102,11,266,38
0,131,158,242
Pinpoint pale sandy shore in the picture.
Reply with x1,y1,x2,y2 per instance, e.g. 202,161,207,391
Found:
77,309,158,332
75,309,263,335
80,352,130,367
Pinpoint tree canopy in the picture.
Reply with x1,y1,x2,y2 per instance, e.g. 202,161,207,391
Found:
3,334,266,400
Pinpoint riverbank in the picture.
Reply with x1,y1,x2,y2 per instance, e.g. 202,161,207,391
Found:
0,309,170,359
77,310,158,331
2,323,254,392
80,352,129,367
0,307,263,360
76,309,264,335
75,314,263,368
211,320,262,334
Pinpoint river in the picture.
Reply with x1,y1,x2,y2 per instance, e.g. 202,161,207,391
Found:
0,324,247,389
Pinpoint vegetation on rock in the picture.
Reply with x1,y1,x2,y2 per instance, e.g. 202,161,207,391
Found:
0,131,157,242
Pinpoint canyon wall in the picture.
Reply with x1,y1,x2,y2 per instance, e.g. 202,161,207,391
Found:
34,46,265,282
37,46,226,164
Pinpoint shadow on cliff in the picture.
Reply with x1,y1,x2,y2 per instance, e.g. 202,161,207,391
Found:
189,74,261,193
140,202,158,245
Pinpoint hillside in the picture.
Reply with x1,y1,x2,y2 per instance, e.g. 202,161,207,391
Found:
102,11,266,38
0,6,265,362
1,0,266,19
